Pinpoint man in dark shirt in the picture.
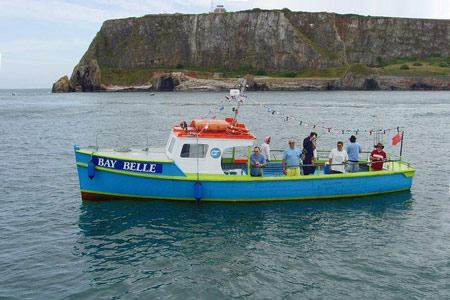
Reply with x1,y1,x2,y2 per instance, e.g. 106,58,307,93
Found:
302,132,317,175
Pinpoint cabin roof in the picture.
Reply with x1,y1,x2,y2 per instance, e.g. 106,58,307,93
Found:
172,118,256,140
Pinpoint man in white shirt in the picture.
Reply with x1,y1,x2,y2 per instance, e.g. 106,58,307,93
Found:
329,141,348,173
261,136,271,161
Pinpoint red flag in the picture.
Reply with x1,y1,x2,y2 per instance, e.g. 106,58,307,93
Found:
392,131,403,146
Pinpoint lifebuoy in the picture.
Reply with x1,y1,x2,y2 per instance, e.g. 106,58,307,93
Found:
226,124,239,135
226,124,249,135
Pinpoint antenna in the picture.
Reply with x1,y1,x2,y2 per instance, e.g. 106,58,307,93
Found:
240,78,247,94
230,79,247,125
372,117,384,147
211,0,214,12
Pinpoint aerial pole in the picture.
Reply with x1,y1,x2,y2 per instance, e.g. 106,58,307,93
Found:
399,131,404,158
231,79,247,125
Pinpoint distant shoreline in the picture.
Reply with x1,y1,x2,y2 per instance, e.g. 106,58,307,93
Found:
51,72,450,93
82,75,450,92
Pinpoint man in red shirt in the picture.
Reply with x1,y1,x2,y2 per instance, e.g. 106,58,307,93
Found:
370,142,386,171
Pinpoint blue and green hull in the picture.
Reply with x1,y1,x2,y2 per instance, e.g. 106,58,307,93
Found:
75,147,415,202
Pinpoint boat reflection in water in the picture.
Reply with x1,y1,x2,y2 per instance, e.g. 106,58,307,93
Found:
76,191,413,260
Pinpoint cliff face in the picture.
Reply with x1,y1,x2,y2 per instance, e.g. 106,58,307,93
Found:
63,10,450,92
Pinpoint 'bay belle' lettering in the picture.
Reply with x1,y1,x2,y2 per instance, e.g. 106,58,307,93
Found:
123,161,156,172
96,157,162,173
97,157,116,168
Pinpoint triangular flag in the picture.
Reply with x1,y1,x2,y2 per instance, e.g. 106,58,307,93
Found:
392,131,403,146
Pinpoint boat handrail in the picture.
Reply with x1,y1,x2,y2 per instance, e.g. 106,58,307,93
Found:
251,159,412,169
269,149,410,164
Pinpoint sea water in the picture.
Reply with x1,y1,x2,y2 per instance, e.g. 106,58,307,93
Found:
0,89,449,299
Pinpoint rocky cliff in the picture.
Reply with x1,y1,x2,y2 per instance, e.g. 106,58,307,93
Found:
53,10,450,92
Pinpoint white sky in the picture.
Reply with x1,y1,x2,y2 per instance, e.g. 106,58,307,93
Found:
0,0,449,89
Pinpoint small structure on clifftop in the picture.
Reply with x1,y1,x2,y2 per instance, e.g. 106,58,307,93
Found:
214,5,226,13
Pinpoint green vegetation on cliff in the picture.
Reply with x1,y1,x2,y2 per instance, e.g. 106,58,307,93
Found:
377,56,450,76
273,65,349,78
100,66,154,86
98,56,449,87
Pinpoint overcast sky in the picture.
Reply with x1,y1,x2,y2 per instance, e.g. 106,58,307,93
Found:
0,0,449,89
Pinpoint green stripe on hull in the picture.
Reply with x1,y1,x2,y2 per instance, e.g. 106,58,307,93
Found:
77,162,415,182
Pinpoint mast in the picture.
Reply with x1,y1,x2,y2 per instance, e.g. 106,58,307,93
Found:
231,79,247,125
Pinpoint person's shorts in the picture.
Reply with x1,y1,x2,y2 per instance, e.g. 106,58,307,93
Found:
286,168,300,176
347,161,359,173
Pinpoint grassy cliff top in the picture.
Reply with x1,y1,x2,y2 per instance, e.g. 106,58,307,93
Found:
99,55,449,86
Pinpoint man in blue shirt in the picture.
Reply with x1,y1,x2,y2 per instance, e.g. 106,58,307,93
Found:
283,139,302,176
250,146,267,176
346,135,362,173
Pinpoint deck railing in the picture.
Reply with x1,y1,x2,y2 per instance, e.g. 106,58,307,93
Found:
247,158,412,177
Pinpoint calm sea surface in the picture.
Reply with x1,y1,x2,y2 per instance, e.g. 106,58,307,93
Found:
0,89,449,299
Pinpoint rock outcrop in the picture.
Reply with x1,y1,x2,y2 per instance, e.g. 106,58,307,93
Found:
70,59,104,92
341,64,381,90
52,76,74,93
54,10,450,92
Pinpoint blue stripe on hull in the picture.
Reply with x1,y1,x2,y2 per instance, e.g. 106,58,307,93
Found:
202,174,412,200
76,165,413,201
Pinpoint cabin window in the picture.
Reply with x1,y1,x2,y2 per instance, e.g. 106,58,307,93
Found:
168,137,176,153
180,144,208,158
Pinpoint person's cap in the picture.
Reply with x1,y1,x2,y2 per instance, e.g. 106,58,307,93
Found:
264,136,270,143
350,135,356,142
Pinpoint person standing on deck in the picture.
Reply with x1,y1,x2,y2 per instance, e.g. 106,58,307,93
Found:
261,136,271,162
370,142,386,171
250,146,267,177
329,141,348,173
346,135,362,173
302,132,317,175
282,139,302,176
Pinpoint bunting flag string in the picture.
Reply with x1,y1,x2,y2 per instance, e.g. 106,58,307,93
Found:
198,96,235,119
244,94,402,136
198,93,402,136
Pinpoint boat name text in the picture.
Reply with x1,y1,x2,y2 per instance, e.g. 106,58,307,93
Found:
93,157,163,173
